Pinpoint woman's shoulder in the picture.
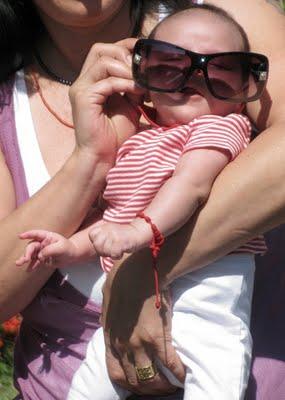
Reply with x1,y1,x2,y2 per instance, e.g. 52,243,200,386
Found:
209,0,284,46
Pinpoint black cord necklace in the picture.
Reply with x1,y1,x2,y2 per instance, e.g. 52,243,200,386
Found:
34,51,74,86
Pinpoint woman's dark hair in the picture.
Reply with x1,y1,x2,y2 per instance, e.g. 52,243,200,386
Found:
0,1,43,81
0,0,194,83
131,0,193,37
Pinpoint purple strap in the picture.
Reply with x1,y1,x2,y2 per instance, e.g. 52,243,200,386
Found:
0,77,29,205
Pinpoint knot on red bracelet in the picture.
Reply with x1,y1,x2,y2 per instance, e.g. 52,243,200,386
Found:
150,232,164,258
137,211,165,309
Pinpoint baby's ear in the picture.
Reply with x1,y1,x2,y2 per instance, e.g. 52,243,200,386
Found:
235,103,246,113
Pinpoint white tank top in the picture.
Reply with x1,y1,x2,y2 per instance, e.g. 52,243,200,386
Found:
13,70,105,305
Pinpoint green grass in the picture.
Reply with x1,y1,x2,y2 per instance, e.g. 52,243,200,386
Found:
0,340,17,400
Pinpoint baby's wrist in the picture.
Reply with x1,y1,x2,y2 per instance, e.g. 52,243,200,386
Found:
130,218,153,249
68,240,84,260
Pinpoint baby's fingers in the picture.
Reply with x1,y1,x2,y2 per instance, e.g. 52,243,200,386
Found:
15,242,41,266
38,242,64,260
15,255,29,266
109,242,124,260
19,230,51,242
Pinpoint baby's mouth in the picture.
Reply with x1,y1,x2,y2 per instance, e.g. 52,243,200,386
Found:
179,86,203,96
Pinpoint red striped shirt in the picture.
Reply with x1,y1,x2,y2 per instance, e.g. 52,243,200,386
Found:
102,114,266,271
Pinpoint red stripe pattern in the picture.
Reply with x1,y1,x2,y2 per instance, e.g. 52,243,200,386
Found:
102,114,266,271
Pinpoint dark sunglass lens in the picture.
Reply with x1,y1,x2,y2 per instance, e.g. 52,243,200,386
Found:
207,54,268,102
133,40,191,91
145,65,187,91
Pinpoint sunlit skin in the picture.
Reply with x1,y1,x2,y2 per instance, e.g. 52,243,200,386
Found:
150,10,245,126
33,0,128,27
32,0,132,74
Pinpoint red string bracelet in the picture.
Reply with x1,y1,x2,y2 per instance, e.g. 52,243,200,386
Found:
137,211,165,309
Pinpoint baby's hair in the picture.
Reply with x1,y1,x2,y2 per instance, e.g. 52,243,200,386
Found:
149,3,250,52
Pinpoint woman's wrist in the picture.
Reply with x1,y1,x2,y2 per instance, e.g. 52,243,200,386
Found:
70,146,111,190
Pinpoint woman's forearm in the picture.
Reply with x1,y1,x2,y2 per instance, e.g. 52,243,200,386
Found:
0,149,108,321
158,119,285,285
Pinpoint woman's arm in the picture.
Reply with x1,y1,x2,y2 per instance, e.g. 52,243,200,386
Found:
0,149,108,322
0,39,140,322
102,0,285,392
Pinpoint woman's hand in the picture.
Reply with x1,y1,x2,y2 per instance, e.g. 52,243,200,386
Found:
101,254,185,395
69,38,145,166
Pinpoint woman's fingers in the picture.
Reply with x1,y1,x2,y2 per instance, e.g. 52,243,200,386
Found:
116,37,138,51
79,39,137,77
104,331,132,390
90,77,139,105
78,55,132,90
131,343,178,394
153,338,186,384
105,334,177,395
103,265,182,394
70,55,142,157
116,350,138,388
72,55,143,111
70,39,144,163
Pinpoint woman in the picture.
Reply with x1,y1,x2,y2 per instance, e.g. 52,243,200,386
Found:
0,1,284,400
0,1,189,399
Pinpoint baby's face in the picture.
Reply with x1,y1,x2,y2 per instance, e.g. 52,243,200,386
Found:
150,10,244,126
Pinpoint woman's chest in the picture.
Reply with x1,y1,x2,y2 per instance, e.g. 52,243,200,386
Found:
27,82,76,177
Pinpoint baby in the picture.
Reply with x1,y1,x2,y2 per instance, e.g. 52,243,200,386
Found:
17,4,268,400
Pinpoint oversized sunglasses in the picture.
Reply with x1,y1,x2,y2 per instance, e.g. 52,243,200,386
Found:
132,39,269,103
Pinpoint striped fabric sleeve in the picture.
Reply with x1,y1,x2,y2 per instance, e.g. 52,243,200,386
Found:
184,114,251,160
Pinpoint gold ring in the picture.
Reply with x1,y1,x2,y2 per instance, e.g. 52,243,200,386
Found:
135,364,157,381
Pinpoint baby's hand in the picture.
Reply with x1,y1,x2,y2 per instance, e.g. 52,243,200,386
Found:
89,219,152,259
16,230,77,270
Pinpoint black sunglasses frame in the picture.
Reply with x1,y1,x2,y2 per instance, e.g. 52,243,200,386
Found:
132,39,269,103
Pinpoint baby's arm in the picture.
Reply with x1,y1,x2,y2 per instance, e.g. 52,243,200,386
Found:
90,148,230,258
130,148,231,245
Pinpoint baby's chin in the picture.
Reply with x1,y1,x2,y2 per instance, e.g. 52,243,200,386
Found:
155,99,213,126
156,109,210,127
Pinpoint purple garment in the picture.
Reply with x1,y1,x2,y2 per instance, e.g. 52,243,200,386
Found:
14,272,101,400
246,226,285,400
0,78,29,206
1,78,285,400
